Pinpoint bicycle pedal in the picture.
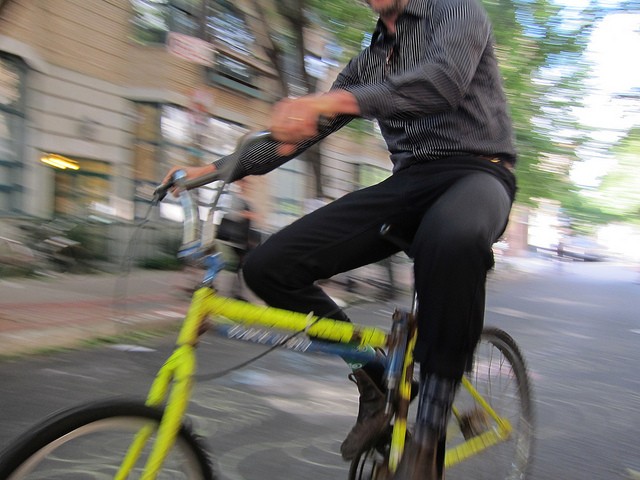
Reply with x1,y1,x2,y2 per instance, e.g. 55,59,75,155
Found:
458,408,491,440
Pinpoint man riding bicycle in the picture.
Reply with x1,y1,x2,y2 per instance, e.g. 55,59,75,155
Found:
165,0,516,477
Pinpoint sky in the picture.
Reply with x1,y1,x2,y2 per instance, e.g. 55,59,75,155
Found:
560,2,640,186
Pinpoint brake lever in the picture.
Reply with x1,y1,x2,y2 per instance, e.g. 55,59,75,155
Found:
152,181,173,205
151,170,188,205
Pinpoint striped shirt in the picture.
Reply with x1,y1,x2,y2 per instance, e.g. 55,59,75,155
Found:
215,0,516,180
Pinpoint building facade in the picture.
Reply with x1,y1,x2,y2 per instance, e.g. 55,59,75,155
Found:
0,0,391,261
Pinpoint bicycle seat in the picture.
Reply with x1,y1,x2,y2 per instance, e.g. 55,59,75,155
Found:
380,223,413,258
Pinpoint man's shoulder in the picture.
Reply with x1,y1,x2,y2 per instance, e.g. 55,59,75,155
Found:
426,0,489,24
428,0,488,13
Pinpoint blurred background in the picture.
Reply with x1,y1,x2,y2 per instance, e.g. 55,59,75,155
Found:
0,0,638,276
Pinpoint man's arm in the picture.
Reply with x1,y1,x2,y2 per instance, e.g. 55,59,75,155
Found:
216,59,364,180
349,0,492,120
163,52,364,185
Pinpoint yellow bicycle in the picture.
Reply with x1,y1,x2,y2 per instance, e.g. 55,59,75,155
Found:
0,132,534,480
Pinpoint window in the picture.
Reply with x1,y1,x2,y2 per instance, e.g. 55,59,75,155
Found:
131,0,203,44
52,159,111,217
268,160,307,231
204,1,264,97
161,105,193,146
205,53,263,98
131,0,170,44
205,0,254,57
0,54,26,214
132,102,247,219
201,117,248,156
131,0,264,97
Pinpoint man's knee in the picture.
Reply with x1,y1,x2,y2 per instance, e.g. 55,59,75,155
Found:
241,247,272,291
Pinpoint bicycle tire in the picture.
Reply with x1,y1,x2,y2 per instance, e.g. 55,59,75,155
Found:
446,326,534,480
0,399,216,480
348,327,534,480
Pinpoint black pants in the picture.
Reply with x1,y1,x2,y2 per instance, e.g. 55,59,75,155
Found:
243,157,515,379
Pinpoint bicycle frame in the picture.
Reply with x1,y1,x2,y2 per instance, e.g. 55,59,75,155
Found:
115,283,513,479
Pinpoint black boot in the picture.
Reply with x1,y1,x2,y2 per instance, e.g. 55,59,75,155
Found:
392,426,442,480
340,368,387,460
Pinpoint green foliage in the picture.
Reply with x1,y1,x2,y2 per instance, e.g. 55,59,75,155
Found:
255,0,632,225
483,0,597,207
306,0,376,59
597,127,640,220
138,234,184,270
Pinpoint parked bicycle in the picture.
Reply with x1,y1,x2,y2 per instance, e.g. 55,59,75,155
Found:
0,132,533,480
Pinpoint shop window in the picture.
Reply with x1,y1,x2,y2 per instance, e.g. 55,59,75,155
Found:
201,117,248,156
52,159,111,217
131,0,203,44
161,105,193,146
132,101,247,219
133,103,161,194
0,54,26,214
268,160,306,231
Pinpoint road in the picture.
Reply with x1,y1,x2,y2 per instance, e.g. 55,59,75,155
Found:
0,258,639,479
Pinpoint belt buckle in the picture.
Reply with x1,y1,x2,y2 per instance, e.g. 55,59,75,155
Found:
487,156,514,173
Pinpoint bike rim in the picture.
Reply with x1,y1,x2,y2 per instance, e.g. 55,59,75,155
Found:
7,416,207,480
446,332,533,479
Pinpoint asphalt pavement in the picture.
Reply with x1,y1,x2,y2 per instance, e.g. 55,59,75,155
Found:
1,256,639,479
1,254,636,360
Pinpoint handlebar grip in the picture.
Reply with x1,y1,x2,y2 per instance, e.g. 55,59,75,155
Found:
152,182,172,204
151,170,188,204
153,130,274,204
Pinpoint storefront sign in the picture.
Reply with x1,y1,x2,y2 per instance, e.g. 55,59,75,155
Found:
167,32,215,67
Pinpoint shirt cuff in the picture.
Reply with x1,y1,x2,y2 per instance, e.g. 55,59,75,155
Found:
349,84,395,119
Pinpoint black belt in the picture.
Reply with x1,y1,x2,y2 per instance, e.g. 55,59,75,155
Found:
480,155,515,173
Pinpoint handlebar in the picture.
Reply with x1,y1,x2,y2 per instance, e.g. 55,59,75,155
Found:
151,130,273,264
152,130,273,203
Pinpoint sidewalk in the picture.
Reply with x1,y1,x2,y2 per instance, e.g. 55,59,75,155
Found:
4,255,561,359
0,269,201,357
0,263,414,358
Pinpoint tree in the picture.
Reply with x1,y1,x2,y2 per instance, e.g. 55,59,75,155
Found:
248,0,374,197
597,126,640,220
483,0,599,207
246,0,605,207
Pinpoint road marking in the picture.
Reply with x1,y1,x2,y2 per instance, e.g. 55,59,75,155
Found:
626,468,640,479
154,310,184,318
110,344,156,352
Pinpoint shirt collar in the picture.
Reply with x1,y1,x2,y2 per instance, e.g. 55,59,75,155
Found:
370,0,430,45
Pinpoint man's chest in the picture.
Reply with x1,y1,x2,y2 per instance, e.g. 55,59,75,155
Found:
357,19,431,83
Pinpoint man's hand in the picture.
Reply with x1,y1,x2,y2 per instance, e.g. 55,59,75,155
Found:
161,164,217,196
270,91,360,156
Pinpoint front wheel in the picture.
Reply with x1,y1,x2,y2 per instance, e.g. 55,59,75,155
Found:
0,400,216,480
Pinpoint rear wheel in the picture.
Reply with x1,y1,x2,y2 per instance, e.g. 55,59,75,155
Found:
348,327,534,480
0,400,216,480
446,327,534,479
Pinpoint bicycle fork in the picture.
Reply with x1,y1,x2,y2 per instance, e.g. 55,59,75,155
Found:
384,309,418,473
115,288,211,480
